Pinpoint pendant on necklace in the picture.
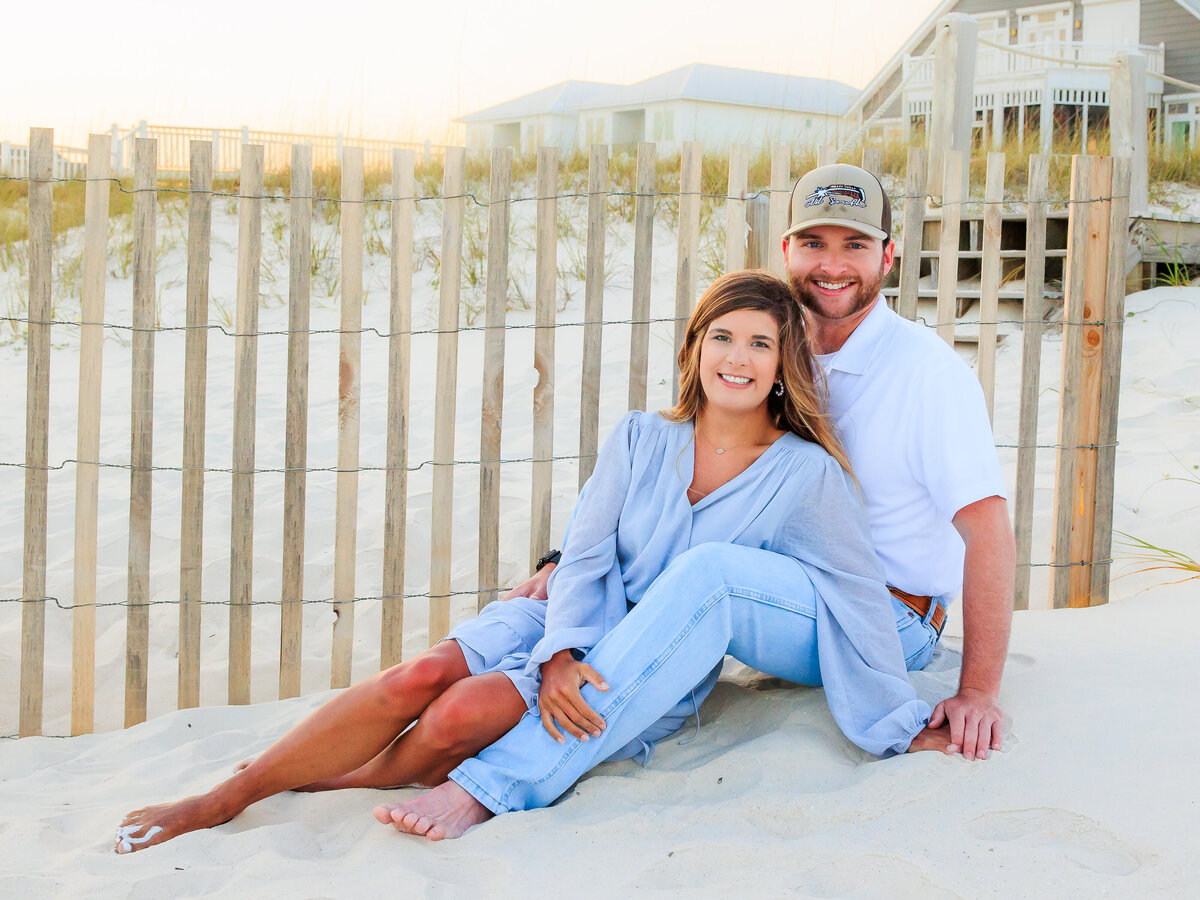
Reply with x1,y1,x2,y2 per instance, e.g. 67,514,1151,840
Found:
715,448,725,454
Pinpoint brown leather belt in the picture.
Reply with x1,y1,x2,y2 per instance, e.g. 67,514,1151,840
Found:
887,585,947,637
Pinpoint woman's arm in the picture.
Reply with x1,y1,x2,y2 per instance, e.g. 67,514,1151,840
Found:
773,452,931,756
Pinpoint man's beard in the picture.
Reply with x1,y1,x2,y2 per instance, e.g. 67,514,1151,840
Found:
788,264,885,322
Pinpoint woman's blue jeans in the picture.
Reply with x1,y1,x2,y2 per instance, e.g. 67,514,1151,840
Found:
451,543,940,814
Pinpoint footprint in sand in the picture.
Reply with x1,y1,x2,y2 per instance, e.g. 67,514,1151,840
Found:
965,808,1142,876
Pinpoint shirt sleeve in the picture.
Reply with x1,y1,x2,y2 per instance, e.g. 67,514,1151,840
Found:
772,452,931,756
526,411,640,669
909,355,1007,522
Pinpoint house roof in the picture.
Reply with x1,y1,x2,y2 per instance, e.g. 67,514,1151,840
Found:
459,64,860,124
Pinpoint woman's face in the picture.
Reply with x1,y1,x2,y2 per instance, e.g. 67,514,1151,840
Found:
698,308,781,417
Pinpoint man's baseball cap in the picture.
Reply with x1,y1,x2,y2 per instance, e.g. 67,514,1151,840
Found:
782,164,891,242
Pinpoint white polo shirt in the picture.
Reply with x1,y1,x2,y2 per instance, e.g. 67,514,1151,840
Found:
815,298,1007,602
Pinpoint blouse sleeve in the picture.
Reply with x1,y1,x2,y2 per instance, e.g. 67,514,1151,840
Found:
526,411,640,668
773,452,931,756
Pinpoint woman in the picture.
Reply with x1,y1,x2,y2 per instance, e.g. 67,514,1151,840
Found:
116,271,934,854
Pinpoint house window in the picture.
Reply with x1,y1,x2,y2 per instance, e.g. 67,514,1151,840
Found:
1016,3,1072,44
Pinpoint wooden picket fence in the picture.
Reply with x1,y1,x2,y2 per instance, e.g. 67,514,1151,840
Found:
8,127,1131,738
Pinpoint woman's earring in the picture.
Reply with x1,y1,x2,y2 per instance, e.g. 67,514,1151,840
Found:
774,380,785,397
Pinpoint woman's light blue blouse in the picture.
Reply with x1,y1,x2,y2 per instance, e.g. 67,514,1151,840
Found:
531,410,930,757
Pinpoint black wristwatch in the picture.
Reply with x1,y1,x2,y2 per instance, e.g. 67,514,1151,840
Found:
535,549,562,571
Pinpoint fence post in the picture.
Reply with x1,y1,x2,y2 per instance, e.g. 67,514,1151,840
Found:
673,142,702,402
896,147,927,321
478,147,512,611
179,140,213,709
70,134,111,735
381,148,415,667
212,129,221,175
578,144,608,489
1110,52,1149,215
1013,154,1050,611
429,147,466,644
110,124,121,173
1051,155,1114,608
1090,157,1132,605
228,144,264,704
19,128,53,738
928,13,977,201
977,151,1005,418
627,142,655,412
935,150,965,346
725,144,748,274
768,148,790,276
125,138,157,727
331,147,365,688
745,194,769,268
530,147,559,572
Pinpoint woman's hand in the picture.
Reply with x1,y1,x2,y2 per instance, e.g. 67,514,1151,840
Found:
538,649,609,743
906,724,958,755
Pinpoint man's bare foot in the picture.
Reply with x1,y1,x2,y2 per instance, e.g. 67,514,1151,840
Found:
372,781,493,841
114,793,238,854
906,724,958,754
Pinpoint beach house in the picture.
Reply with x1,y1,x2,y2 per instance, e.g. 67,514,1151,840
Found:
845,0,1200,150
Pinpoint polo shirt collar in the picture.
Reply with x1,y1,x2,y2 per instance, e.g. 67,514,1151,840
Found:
821,295,892,376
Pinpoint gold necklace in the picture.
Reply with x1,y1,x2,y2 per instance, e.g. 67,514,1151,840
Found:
695,424,754,456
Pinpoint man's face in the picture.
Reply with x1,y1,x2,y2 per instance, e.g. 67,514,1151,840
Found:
783,224,895,323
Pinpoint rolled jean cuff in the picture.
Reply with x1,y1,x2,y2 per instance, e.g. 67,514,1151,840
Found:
449,766,510,816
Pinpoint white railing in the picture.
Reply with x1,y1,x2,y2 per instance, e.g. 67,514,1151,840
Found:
903,40,1165,85
0,142,88,178
108,122,443,174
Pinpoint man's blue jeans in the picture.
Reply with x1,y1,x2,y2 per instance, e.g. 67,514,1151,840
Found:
450,544,939,814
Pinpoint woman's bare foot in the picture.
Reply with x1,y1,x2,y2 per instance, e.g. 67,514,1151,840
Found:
114,792,239,854
906,724,959,754
373,781,493,840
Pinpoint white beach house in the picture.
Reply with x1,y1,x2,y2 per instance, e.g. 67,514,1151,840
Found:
846,0,1200,150
457,64,860,154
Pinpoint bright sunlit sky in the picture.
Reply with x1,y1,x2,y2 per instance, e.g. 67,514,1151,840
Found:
7,0,943,147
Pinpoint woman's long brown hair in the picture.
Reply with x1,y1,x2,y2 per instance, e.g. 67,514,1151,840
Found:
661,269,853,474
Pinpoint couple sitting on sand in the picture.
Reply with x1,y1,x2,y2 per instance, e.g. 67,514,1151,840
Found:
116,164,1013,852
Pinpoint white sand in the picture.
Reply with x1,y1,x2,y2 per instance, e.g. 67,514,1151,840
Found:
1,191,1198,895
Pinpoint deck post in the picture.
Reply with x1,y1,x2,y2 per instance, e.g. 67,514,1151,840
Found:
1110,52,1149,215
928,13,977,201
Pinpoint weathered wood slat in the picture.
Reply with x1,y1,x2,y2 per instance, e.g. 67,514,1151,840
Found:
578,144,608,489
530,147,558,571
725,144,748,274
860,147,884,179
125,138,157,727
331,147,365,688
228,145,264,704
381,149,415,667
1067,156,1113,606
70,134,111,735
977,152,1005,417
179,140,212,708
279,143,311,698
673,142,702,401
20,128,53,738
627,143,655,412
1013,154,1049,611
429,147,466,644
1089,157,1132,606
896,147,928,321
1050,155,1093,609
935,151,964,346
768,148,790,276
478,147,511,612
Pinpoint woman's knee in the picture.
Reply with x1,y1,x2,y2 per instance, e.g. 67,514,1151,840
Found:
419,679,523,752
376,643,467,707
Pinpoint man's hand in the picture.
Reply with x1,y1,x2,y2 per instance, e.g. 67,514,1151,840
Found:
928,688,1004,760
538,649,608,743
502,562,555,601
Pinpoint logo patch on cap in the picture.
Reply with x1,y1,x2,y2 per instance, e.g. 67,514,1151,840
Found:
804,184,867,209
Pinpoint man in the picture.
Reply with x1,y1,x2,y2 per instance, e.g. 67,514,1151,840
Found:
378,164,1014,839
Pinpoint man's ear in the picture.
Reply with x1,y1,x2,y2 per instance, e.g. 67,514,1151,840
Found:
881,239,896,278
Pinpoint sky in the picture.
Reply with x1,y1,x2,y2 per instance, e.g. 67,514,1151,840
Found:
5,0,942,148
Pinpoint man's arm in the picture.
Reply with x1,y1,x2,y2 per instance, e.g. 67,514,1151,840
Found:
929,495,1014,760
